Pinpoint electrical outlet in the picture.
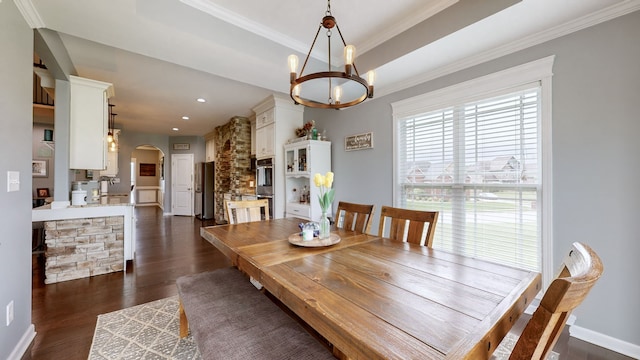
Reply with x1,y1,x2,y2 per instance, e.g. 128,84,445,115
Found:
6,301,14,326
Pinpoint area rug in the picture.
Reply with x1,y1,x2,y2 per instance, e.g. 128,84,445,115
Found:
88,295,523,360
88,295,201,360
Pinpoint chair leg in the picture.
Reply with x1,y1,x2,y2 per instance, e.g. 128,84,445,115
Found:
179,298,189,338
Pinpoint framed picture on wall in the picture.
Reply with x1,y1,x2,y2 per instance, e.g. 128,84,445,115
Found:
139,163,156,176
36,188,50,197
32,159,48,177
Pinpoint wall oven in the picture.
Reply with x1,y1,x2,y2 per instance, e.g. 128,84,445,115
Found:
256,158,274,217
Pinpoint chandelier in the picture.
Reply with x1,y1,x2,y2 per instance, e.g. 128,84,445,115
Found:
288,0,375,109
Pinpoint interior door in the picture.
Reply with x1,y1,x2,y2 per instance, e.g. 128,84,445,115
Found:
172,153,194,216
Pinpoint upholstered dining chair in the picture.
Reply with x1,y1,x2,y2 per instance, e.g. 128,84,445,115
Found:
493,242,604,360
335,201,375,234
377,206,438,247
225,199,269,224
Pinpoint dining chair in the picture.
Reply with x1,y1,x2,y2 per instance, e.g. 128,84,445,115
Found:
495,242,604,360
377,206,438,247
225,199,269,224
334,201,375,234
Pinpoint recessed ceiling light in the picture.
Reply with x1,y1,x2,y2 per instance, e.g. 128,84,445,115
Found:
196,98,206,103
172,127,179,131
182,116,190,120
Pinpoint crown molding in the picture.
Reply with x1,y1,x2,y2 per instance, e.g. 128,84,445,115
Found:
378,0,640,98
179,0,327,62
13,0,45,29
356,0,458,54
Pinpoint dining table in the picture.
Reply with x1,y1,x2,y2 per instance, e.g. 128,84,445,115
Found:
200,217,541,360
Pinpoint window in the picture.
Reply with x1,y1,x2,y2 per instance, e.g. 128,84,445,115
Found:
392,57,554,279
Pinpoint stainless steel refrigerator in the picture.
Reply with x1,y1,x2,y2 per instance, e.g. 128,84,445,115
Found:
195,162,215,220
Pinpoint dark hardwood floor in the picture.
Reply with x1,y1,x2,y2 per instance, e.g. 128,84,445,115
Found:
26,207,229,359
24,206,631,359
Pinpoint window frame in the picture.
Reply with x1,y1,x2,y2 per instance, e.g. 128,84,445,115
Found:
391,56,555,287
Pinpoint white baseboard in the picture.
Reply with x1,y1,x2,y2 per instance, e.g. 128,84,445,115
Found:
571,325,640,359
8,324,36,360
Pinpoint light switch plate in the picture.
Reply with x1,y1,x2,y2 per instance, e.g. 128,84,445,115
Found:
7,171,19,192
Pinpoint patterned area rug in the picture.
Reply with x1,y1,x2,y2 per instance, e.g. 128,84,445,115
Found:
88,295,522,360
88,296,201,360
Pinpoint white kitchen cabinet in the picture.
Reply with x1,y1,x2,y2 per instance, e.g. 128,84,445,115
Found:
252,94,303,219
69,75,114,170
100,129,120,177
255,123,274,159
205,131,216,162
284,140,331,222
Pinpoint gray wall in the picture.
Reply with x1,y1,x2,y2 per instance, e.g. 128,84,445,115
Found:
310,10,640,351
0,1,34,358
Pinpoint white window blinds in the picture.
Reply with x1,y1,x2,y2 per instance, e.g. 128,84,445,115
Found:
396,87,541,271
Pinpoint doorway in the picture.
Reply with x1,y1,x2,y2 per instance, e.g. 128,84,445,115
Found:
171,153,194,216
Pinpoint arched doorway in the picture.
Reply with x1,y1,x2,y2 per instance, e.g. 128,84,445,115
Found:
131,145,165,209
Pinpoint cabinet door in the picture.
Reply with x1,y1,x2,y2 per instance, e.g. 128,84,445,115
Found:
69,76,112,170
205,137,216,162
285,145,309,174
256,123,275,158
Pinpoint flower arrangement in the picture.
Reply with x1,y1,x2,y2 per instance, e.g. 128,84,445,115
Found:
313,171,335,214
295,120,316,138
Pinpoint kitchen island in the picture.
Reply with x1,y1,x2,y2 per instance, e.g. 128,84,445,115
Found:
32,196,135,284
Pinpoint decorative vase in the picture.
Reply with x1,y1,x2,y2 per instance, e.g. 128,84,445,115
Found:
319,210,330,239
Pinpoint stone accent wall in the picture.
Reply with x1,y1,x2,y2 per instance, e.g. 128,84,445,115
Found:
214,116,253,223
44,216,124,284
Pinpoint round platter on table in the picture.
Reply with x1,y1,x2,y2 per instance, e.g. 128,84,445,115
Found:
288,233,341,247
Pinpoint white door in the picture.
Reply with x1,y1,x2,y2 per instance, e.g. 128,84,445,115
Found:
172,153,194,216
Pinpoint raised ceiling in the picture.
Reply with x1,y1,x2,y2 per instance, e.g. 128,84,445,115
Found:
20,0,638,135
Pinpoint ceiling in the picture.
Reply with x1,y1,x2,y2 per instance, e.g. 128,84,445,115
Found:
21,0,637,136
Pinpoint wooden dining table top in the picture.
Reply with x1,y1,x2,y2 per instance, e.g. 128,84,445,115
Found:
201,217,542,360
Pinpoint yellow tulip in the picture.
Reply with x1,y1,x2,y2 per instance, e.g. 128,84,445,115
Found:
324,171,334,188
314,173,324,187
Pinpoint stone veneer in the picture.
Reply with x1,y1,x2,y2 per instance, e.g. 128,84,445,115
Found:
44,216,124,284
214,116,254,223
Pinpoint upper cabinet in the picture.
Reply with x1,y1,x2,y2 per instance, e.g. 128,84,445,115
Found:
205,131,216,162
252,95,301,161
69,76,114,170
252,94,303,218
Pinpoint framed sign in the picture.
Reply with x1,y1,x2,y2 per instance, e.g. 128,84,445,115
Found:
173,143,190,150
345,132,373,151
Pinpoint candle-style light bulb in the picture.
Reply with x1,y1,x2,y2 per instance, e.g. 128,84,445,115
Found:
107,132,114,143
367,70,376,98
288,54,299,83
344,45,356,76
334,85,342,105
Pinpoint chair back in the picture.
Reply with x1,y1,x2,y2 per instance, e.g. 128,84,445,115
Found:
509,242,603,360
335,201,375,234
225,199,269,224
377,206,438,247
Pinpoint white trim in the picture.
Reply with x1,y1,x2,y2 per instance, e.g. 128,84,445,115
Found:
13,0,45,29
391,56,555,118
378,0,640,98
7,324,36,360
539,68,554,287
356,0,459,55
571,325,640,359
179,0,319,61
